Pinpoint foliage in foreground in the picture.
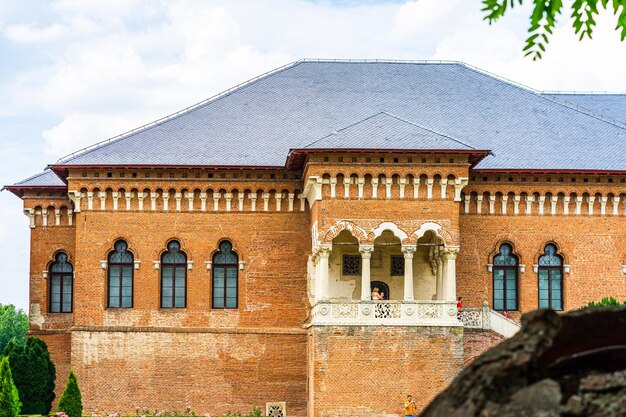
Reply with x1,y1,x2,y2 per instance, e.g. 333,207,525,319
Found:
87,405,265,417
0,304,29,354
0,356,21,417
57,371,82,417
482,0,626,60
586,296,626,307
3,337,56,415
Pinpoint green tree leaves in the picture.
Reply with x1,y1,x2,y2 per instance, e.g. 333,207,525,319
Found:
482,0,626,60
58,370,82,417
0,304,28,354
0,356,21,417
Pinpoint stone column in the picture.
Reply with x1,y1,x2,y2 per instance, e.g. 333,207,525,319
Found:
225,193,233,211
125,191,133,211
440,179,448,199
488,195,496,214
357,178,365,199
316,246,331,301
67,209,73,226
299,194,306,211
454,178,468,201
501,195,508,215
187,192,195,211
87,192,94,210
435,249,444,300
398,178,406,199
238,193,245,211
442,246,460,301
99,191,107,210
538,195,546,215
175,192,182,211
588,195,595,215
200,192,207,211
275,192,283,211
359,245,374,300
513,195,521,215
288,193,295,211
550,195,558,215
344,177,351,198
463,194,471,214
24,209,35,229
413,178,420,199
563,196,570,215
371,178,379,198
476,195,483,214
150,192,158,211
68,190,82,212
54,208,61,226
249,193,257,211
112,192,120,210
385,178,393,199
575,196,583,215
213,192,221,211
426,179,434,199
137,192,145,211
162,193,170,211
41,209,48,226
600,196,608,216
329,177,337,198
526,195,535,215
402,246,416,301
262,193,270,211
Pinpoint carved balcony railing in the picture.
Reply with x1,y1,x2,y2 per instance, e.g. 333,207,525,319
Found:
309,300,460,327
459,302,521,338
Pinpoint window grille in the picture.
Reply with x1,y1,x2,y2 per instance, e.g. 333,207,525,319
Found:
342,255,361,275
391,255,405,276
493,243,518,311
538,244,563,310
50,252,73,313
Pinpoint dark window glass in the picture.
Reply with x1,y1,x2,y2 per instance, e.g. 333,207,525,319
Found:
538,244,563,310
390,255,405,276
342,255,361,276
108,240,134,308
493,243,518,310
49,252,73,313
213,241,238,309
161,241,186,308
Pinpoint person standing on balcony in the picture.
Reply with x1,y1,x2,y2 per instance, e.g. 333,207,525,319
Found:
371,287,383,300
404,394,417,417
457,296,463,308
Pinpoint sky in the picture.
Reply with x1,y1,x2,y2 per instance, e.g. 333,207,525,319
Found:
0,0,625,312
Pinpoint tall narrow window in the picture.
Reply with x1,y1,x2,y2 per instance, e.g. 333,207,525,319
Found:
538,244,563,310
49,252,73,313
161,241,187,308
212,241,238,309
108,240,133,308
493,243,518,311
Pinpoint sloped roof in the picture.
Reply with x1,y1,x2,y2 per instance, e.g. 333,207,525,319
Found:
302,111,477,150
9,60,626,188
543,93,626,126
10,170,65,187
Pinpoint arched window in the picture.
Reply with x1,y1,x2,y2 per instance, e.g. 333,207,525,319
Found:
49,252,73,313
493,243,518,311
161,240,187,308
108,240,133,308
212,240,238,309
538,244,563,310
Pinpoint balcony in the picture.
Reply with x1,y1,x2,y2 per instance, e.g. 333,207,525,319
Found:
309,300,459,327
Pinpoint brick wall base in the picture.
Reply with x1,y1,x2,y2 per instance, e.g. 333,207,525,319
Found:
308,325,464,417
462,329,506,366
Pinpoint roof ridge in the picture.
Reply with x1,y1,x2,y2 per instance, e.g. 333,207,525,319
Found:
55,60,307,165
302,111,388,148
14,169,55,185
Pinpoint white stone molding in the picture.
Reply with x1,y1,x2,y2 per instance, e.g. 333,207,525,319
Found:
200,192,207,211
621,265,626,274
435,249,443,300
262,193,270,211
371,178,379,198
125,191,133,211
186,192,194,211
563,196,570,215
41,209,48,226
153,261,160,270
359,245,374,300
187,260,193,270
237,193,244,211
488,195,496,214
441,246,460,302
401,246,417,301
314,245,332,301
476,195,483,214
274,192,283,211
587,195,595,216
54,208,61,226
67,209,73,226
426,179,434,199
533,264,539,273
134,260,141,270
454,178,469,202
225,193,233,212
413,178,420,199
213,192,221,211
612,196,620,216
486,264,493,272
440,178,448,199
99,191,107,210
67,190,82,213
137,192,145,211
87,192,94,210
42,270,48,279
463,194,471,213
299,194,306,211
513,195,521,215
525,195,534,215
344,177,352,198
413,221,442,241
550,195,558,215
304,176,323,205
538,195,546,215
248,192,257,211
575,196,583,215
100,260,107,270
564,264,571,273
150,192,158,211
112,192,120,210
162,193,170,211
501,195,508,215
288,193,295,211
329,177,337,198
175,192,182,211
357,177,365,199
398,178,406,199
384,178,393,199
372,221,409,240
519,264,526,273
600,196,608,216
238,261,245,270
205,261,212,270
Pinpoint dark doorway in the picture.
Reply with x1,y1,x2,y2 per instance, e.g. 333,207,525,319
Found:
371,281,389,300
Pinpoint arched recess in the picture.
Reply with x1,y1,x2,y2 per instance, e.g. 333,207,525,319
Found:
371,221,409,242
323,220,369,244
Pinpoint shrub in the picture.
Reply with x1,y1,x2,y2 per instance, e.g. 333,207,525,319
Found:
0,356,21,417
586,297,626,307
3,337,56,414
57,370,82,417
0,304,28,354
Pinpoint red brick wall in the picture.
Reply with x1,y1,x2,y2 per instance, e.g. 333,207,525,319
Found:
309,325,464,417
462,329,506,366
30,332,72,409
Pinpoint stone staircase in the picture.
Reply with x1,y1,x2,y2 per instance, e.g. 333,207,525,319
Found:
459,301,521,338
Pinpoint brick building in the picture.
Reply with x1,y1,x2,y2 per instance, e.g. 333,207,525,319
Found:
5,60,626,417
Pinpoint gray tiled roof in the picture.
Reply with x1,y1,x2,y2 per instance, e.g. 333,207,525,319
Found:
543,93,626,126
10,170,65,187
303,111,477,150
11,60,626,187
